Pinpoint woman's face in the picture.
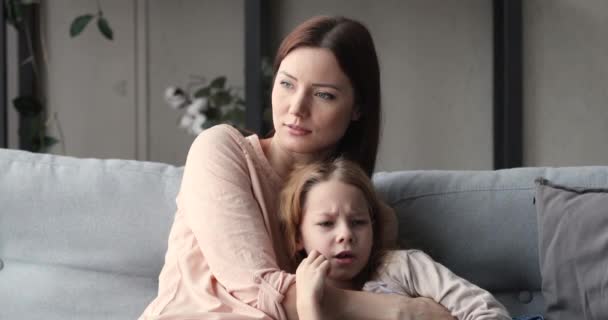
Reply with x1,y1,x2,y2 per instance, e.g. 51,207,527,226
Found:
271,47,358,156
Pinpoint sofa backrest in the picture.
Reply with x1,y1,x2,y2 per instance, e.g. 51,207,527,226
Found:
3,147,608,319
0,149,183,320
373,166,608,316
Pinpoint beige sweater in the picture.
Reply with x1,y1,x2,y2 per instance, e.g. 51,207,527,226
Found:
140,124,509,320
140,125,296,320
364,250,511,320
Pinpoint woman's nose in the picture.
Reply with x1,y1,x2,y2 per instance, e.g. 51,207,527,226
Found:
288,90,309,117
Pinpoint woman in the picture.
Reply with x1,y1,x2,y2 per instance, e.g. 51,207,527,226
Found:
140,16,454,320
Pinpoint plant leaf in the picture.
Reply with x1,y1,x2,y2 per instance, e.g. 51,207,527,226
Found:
202,119,219,130
70,14,94,37
210,76,226,89
214,91,232,106
194,86,211,98
13,95,43,117
6,0,24,29
32,136,59,153
97,16,114,40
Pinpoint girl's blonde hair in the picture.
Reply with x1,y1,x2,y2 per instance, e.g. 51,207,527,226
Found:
279,157,387,285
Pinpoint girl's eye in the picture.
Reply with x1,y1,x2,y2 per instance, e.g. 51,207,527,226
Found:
280,80,294,89
317,221,334,227
351,219,369,227
315,91,335,100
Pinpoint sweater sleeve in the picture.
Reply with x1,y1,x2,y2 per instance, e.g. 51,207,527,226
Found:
378,250,511,320
178,125,295,319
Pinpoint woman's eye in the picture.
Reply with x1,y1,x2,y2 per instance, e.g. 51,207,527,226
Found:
315,91,335,100
280,80,294,89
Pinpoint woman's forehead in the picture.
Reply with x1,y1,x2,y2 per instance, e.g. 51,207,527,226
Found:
279,47,350,85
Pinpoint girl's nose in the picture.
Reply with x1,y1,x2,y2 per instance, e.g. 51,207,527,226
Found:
337,224,354,244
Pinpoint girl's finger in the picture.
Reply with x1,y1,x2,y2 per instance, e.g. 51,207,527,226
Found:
307,250,320,261
311,252,327,267
319,260,330,274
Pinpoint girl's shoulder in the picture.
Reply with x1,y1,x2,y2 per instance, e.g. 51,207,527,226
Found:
380,249,433,265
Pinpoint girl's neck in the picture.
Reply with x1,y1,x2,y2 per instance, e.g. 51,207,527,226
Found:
327,278,358,291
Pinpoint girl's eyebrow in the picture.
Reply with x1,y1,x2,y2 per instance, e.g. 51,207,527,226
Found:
278,71,342,91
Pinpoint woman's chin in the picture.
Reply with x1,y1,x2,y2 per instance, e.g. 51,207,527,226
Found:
278,135,330,156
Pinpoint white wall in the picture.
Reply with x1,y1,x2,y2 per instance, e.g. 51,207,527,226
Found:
147,0,244,165
523,0,608,166
273,0,493,171
33,0,606,168
43,0,138,159
275,0,492,170
40,0,243,165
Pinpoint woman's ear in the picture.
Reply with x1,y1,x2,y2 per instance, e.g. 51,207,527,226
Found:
351,108,361,121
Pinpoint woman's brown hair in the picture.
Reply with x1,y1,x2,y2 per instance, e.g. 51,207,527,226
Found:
279,157,386,287
273,16,381,176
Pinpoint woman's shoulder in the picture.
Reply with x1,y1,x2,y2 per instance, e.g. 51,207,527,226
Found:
188,124,252,157
193,124,247,147
182,124,259,172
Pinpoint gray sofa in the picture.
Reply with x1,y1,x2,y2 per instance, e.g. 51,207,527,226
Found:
1,148,606,319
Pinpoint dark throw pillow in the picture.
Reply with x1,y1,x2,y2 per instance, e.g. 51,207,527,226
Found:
534,178,608,320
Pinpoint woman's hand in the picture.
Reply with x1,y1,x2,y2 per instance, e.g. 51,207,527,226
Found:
295,250,330,320
400,297,456,320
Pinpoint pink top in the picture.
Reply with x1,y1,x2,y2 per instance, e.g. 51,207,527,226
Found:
363,250,511,320
140,125,296,320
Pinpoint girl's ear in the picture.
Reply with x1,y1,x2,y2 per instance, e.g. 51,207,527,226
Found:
296,236,304,251
351,108,361,121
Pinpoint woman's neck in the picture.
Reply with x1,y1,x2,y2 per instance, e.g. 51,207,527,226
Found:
260,137,333,179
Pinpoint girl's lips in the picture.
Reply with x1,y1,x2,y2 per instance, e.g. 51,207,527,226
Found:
333,257,355,265
334,251,355,265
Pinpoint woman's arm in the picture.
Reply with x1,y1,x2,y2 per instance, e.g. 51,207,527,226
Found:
284,282,455,320
380,250,510,320
180,126,295,319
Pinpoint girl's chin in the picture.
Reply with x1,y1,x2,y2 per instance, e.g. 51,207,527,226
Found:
326,278,355,290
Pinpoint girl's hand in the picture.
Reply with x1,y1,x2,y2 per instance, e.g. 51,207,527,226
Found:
296,250,330,320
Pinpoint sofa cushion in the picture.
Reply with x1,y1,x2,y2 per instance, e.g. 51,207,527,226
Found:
534,178,608,320
0,149,183,320
373,166,608,316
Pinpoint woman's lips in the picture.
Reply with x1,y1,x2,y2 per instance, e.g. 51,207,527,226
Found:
285,124,311,136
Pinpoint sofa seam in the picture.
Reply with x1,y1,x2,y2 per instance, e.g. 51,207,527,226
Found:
2,256,158,280
1,158,183,178
388,186,535,206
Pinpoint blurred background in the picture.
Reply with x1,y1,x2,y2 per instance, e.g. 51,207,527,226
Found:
1,0,606,170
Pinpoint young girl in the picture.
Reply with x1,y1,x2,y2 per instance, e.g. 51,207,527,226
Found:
280,157,511,320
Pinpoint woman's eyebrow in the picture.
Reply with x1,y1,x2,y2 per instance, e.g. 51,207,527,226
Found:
278,71,342,91
279,71,297,80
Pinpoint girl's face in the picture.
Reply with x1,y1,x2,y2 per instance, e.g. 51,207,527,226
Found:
297,179,373,289
271,47,358,156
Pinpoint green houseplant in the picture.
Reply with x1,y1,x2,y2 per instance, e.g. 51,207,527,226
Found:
4,0,115,152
